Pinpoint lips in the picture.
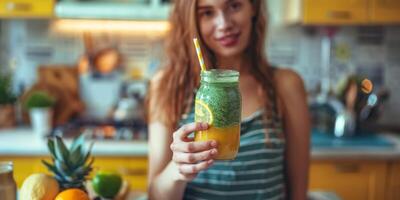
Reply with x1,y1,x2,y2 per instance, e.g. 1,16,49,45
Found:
216,33,240,47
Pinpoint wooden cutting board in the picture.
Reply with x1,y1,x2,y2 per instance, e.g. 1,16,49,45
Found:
38,66,80,98
22,66,85,125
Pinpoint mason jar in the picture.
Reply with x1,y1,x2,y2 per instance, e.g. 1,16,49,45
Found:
0,161,17,200
195,69,241,160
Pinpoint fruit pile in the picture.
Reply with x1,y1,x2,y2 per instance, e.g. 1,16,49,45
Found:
20,174,91,200
19,135,123,200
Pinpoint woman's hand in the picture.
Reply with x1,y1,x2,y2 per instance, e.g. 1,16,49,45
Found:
170,122,218,182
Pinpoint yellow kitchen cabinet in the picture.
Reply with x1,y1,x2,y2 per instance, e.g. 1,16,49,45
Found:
371,0,400,23
283,0,400,25
386,162,400,200
0,0,54,18
284,0,369,25
303,0,369,24
309,160,388,200
0,156,148,192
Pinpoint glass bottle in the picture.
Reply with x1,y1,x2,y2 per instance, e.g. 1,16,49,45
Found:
0,162,17,200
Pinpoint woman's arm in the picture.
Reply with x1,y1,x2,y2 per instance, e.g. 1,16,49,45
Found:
275,69,311,200
147,122,186,200
146,71,185,200
147,73,216,200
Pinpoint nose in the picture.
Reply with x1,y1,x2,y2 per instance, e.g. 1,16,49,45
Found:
215,11,233,32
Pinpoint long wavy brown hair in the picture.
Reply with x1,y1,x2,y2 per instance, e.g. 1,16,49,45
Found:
147,0,275,130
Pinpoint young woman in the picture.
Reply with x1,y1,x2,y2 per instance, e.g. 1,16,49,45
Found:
147,0,310,199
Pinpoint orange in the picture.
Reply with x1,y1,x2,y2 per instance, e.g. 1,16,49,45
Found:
55,188,90,200
361,78,373,94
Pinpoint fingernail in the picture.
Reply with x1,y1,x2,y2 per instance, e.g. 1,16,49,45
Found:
210,140,217,147
210,149,216,155
207,159,214,164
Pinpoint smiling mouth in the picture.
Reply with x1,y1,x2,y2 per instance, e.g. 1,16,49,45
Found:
216,33,240,47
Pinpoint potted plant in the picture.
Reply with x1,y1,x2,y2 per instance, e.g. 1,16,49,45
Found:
23,90,56,138
0,73,17,128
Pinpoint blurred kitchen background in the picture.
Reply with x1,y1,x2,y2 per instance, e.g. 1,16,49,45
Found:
0,0,400,200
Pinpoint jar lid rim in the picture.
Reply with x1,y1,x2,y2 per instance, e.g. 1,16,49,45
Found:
0,161,13,173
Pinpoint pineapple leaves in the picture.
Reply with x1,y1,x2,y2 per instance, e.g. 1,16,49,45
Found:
54,136,70,166
78,141,94,166
69,146,82,168
42,160,64,179
43,134,94,191
70,133,85,153
87,157,95,168
55,159,70,175
47,139,57,160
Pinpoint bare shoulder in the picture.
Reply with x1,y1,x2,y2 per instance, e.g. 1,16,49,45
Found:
148,69,167,123
273,68,308,118
148,69,166,107
274,68,306,99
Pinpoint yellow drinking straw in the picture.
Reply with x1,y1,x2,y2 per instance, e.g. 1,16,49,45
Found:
193,38,206,71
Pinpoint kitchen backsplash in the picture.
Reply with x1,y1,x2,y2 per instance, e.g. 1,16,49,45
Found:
1,20,399,124
266,26,400,125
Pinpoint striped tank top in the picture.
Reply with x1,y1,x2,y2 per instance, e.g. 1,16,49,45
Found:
181,90,286,200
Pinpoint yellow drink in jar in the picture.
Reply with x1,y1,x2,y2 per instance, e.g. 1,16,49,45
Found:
195,69,241,160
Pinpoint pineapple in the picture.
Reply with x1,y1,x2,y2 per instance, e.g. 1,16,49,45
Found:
42,134,94,191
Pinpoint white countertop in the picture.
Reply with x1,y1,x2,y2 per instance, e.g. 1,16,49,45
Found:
0,128,147,156
1,128,400,160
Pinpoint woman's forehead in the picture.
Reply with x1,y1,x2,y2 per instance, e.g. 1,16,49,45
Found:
197,0,234,7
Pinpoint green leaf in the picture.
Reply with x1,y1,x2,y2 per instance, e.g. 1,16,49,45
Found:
74,157,94,178
23,90,55,109
73,165,90,177
47,139,57,159
87,157,95,167
84,158,94,173
72,165,85,175
55,160,73,182
42,160,56,172
70,133,86,152
42,160,64,178
78,141,94,166
69,146,82,168
55,159,69,175
54,174,65,182
54,136,70,166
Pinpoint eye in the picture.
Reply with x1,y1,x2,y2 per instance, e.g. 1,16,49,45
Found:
229,1,242,11
199,9,214,18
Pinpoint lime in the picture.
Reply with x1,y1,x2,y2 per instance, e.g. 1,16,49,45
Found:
92,171,122,198
195,100,214,125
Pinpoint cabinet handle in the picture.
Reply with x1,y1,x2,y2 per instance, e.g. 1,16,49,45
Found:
6,2,32,12
327,11,352,20
335,164,360,173
118,167,147,176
